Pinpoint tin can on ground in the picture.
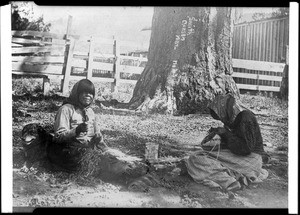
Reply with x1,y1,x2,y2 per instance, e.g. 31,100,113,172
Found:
145,142,159,163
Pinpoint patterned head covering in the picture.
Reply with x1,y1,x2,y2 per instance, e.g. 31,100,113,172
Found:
208,93,248,127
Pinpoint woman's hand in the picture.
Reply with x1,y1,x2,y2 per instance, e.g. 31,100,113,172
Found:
92,132,103,143
75,123,88,136
209,127,228,135
215,127,228,135
201,127,227,146
224,125,231,132
92,133,108,151
201,134,222,151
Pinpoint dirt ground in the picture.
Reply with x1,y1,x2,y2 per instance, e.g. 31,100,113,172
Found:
11,93,288,210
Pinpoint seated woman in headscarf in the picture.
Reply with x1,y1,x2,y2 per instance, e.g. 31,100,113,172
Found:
185,93,270,191
47,79,107,171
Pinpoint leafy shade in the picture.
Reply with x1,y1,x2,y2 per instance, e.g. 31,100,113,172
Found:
252,7,289,21
11,2,51,32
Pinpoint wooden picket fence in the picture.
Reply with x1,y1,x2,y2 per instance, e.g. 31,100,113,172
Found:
11,30,147,96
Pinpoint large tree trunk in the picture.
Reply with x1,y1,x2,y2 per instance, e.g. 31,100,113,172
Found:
129,7,239,115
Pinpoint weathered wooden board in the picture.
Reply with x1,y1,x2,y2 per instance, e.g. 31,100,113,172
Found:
12,56,65,64
11,30,65,40
12,46,66,55
236,83,280,92
119,65,144,74
232,59,285,73
12,62,63,75
232,72,282,82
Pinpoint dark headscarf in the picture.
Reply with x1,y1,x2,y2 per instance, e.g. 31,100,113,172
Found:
63,79,95,110
208,93,249,127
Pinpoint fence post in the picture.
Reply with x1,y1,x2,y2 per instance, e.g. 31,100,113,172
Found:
61,38,75,96
279,45,289,100
285,45,289,65
60,15,73,96
111,37,120,93
256,73,260,91
87,36,94,80
65,15,73,39
43,77,50,96
42,15,74,96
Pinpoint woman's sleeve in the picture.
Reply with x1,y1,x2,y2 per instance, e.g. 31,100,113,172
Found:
220,131,252,155
53,106,77,143
93,114,103,136
220,112,256,156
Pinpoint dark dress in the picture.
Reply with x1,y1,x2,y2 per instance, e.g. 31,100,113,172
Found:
220,110,266,157
47,140,87,171
207,93,270,163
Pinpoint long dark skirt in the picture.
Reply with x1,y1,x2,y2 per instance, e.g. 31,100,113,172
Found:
46,141,148,180
47,141,87,172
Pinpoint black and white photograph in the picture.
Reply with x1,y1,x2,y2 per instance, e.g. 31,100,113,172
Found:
1,2,298,212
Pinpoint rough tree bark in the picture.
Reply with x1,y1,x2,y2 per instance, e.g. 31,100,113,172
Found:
128,7,239,115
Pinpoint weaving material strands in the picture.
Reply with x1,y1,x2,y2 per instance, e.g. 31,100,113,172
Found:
78,147,147,180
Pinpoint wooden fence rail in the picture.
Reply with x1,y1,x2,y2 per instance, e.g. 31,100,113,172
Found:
12,29,287,96
232,58,286,92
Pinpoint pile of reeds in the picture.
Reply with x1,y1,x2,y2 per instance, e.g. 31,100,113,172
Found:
77,147,148,181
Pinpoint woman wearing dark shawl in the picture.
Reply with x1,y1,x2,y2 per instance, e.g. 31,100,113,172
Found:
185,93,270,191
